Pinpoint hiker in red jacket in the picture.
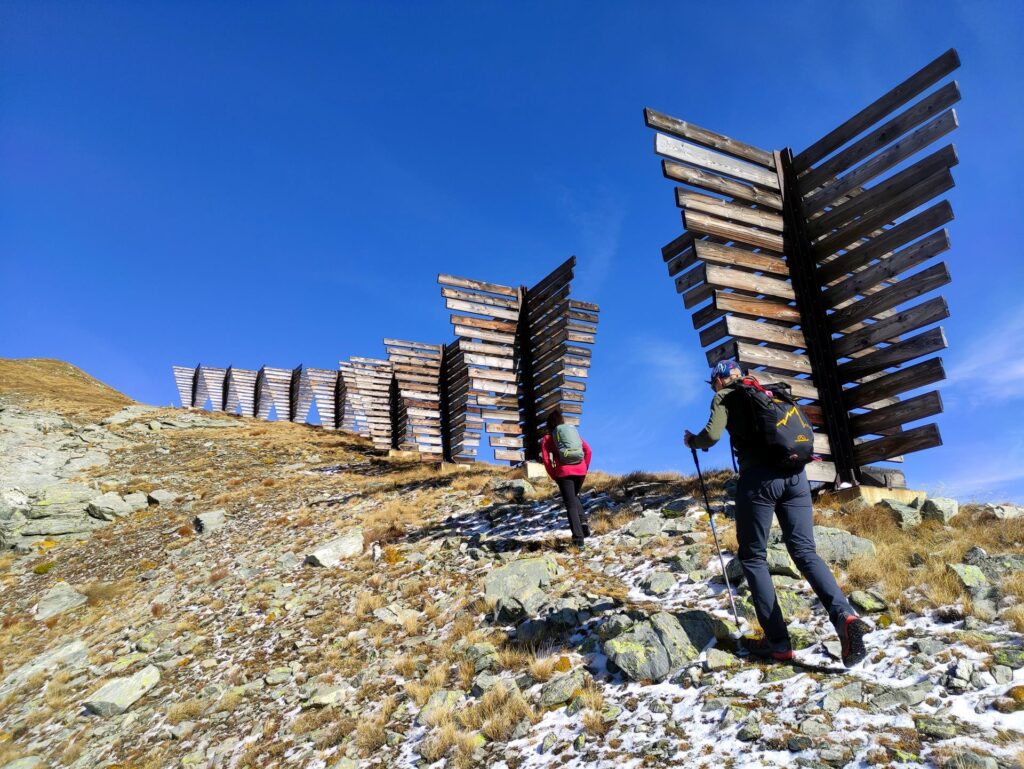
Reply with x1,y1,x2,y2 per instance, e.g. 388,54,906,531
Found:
540,409,592,548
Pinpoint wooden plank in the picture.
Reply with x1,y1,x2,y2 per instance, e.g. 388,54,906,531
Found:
844,357,945,409
829,262,950,333
451,314,518,333
705,264,795,301
494,449,526,462
645,107,776,167
712,291,802,323
849,391,943,438
675,263,706,294
735,341,813,375
684,210,785,253
676,189,784,232
447,298,520,321
817,201,952,281
755,372,819,401
438,273,518,297
700,315,807,349
833,296,949,358
683,281,714,309
663,160,783,210
808,144,958,239
813,169,954,259
824,229,950,307
662,231,694,262
667,246,698,277
440,287,519,310
654,133,780,189
838,327,947,382
801,81,961,193
694,239,790,276
793,48,960,172
455,325,517,344
854,423,942,465
486,423,522,435
805,108,958,213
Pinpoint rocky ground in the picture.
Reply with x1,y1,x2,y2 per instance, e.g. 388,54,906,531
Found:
0,359,1023,769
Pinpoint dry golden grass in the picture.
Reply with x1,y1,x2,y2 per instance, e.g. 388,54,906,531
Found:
582,708,611,736
392,654,417,678
405,663,449,706
419,722,459,762
216,690,243,713
458,683,537,741
167,698,207,724
354,591,386,619
527,654,557,682
0,358,132,421
81,580,129,606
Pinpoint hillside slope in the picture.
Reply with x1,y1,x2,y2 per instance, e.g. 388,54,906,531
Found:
0,359,1022,769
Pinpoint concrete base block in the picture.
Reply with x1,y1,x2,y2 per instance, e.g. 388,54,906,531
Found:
514,461,548,480
825,485,926,508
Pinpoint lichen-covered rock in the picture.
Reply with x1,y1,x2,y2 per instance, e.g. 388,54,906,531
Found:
623,514,665,539
640,571,676,596
483,555,559,602
84,665,161,716
880,499,921,530
921,497,959,523
801,527,876,565
946,563,988,593
850,590,887,613
86,491,132,520
603,611,701,682
538,668,585,707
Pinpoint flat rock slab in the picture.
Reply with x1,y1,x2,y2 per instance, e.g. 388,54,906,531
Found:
483,555,559,601
34,581,87,621
84,665,161,716
305,528,364,567
0,640,88,696
1,758,49,769
87,491,132,520
982,503,1024,520
147,489,179,506
193,509,227,534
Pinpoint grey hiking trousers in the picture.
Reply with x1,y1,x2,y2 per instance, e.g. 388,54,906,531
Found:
735,465,855,643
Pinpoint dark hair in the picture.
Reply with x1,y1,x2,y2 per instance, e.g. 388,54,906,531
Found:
546,408,564,432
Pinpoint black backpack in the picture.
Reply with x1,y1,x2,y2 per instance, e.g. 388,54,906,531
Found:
733,377,814,472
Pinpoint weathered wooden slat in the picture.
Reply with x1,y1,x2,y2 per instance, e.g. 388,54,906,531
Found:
849,391,943,437
838,327,947,382
663,160,784,210
705,264,795,301
805,108,958,213
809,145,958,240
793,48,960,172
172,366,197,408
824,229,949,307
817,200,953,282
829,262,950,333
438,273,518,297
833,296,949,358
734,341,813,375
683,210,785,253
710,292,802,324
854,422,942,465
645,107,776,167
844,357,945,409
755,372,819,401
801,80,961,194
700,315,807,349
805,461,838,484
655,134,780,189
667,245,698,277
441,288,519,310
694,239,790,276
662,231,694,262
677,189,785,232
813,169,954,259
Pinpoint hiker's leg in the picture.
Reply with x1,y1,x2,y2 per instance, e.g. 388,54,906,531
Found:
777,471,855,634
556,476,586,541
573,476,591,535
736,467,788,642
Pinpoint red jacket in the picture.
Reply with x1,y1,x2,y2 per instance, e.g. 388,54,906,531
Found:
540,433,592,479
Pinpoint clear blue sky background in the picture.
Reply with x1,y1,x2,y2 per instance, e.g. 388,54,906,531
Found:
2,2,1023,502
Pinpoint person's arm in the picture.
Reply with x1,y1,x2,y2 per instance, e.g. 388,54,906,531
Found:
688,392,728,450
540,435,556,478
582,439,593,470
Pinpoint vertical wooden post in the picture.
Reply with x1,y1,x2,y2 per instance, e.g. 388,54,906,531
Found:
515,284,542,461
438,343,454,462
776,149,860,486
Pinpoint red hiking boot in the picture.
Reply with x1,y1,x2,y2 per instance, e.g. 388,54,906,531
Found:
840,616,871,668
743,636,795,662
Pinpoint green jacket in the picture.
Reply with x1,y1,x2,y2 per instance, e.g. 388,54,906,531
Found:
689,383,759,472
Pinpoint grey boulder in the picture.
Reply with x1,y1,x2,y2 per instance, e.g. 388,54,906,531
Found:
87,492,132,521
603,611,702,682
84,665,161,716
921,497,959,524
304,528,364,567
147,489,179,506
34,581,87,621
193,509,227,534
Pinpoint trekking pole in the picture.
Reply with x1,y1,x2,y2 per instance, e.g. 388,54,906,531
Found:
691,446,748,655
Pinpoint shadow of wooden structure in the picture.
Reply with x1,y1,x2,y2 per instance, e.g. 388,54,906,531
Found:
645,49,959,487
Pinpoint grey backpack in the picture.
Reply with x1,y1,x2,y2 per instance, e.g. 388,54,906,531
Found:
553,424,585,464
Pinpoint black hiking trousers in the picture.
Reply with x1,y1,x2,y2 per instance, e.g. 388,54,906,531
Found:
555,476,587,542
736,465,855,643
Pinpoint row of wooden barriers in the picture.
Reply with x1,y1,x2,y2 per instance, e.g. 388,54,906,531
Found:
173,258,600,465
175,50,961,487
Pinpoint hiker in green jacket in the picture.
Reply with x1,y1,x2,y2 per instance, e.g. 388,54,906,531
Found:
685,360,871,668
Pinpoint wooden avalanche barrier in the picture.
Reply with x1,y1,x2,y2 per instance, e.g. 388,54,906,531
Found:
171,267,600,464
385,339,444,457
645,49,960,486
339,358,393,451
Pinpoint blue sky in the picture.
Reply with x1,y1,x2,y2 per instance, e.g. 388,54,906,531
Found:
2,2,1023,502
